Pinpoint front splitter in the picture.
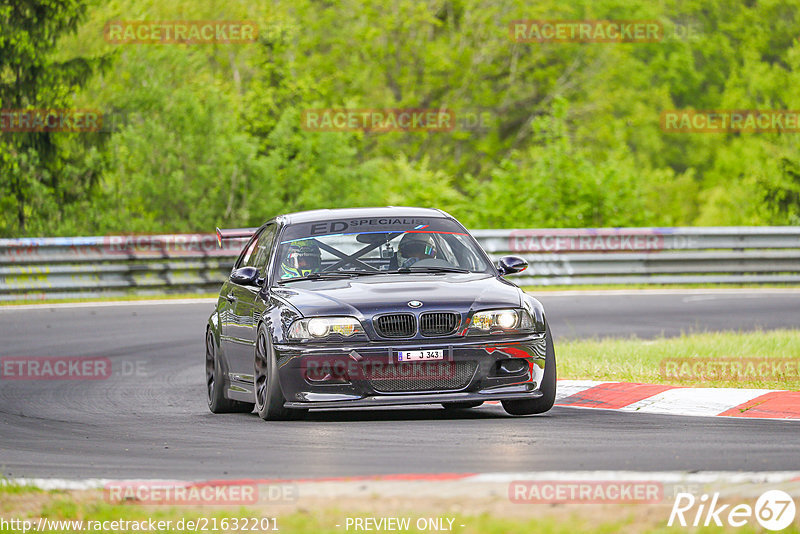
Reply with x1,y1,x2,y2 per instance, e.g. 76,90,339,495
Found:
283,389,543,409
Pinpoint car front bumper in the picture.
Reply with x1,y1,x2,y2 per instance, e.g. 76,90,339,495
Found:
274,333,548,409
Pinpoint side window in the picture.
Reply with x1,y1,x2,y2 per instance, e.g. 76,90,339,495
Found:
432,234,457,264
446,234,486,271
236,234,260,270
251,225,277,278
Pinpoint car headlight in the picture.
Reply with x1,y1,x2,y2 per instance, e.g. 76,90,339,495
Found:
288,317,365,340
468,309,533,334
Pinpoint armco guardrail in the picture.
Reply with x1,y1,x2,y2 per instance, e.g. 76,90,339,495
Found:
0,227,798,301
473,226,800,286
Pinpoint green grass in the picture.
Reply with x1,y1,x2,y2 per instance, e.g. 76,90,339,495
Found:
0,479,43,495
0,484,615,534
2,483,798,534
559,329,800,389
0,484,653,534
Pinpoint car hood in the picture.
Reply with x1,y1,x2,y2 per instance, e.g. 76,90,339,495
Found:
272,273,522,318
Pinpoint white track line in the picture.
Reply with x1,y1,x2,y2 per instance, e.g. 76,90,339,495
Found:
0,298,217,311
7,471,800,491
530,288,800,297
2,287,799,310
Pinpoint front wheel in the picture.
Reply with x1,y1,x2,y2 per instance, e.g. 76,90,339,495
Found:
254,325,306,421
502,326,557,416
206,329,254,414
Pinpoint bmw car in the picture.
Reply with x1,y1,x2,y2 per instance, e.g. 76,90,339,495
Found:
206,207,556,420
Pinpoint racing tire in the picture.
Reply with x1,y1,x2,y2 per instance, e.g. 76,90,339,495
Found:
254,325,307,421
441,401,484,410
206,329,254,414
501,325,557,416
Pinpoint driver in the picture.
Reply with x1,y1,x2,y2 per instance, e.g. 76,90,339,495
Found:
397,233,436,268
280,239,322,278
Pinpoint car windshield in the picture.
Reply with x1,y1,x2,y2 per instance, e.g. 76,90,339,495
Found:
274,217,492,281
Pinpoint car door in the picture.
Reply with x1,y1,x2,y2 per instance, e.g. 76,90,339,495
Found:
219,229,262,374
227,224,277,380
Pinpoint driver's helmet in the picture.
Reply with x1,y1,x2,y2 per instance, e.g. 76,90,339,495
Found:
280,239,321,278
398,233,436,267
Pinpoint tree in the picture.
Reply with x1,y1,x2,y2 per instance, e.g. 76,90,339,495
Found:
0,0,107,235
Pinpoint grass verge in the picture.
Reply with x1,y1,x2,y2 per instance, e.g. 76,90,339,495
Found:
559,329,800,389
4,483,789,534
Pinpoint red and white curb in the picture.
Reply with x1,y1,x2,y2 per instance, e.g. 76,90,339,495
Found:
485,380,800,420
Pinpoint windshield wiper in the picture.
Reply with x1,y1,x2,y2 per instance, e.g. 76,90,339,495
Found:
276,271,384,284
389,266,471,274
277,272,358,284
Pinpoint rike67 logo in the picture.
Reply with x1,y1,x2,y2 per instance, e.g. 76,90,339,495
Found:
668,490,796,531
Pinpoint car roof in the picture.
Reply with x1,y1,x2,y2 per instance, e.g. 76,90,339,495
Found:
280,207,450,225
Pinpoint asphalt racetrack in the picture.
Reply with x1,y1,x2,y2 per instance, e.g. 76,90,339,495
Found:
1,290,799,479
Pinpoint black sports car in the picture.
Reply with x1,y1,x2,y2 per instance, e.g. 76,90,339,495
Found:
206,207,556,419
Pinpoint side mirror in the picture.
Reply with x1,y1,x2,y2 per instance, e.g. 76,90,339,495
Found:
497,256,528,276
230,266,262,287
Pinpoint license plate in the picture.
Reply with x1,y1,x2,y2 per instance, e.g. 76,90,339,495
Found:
397,349,444,361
